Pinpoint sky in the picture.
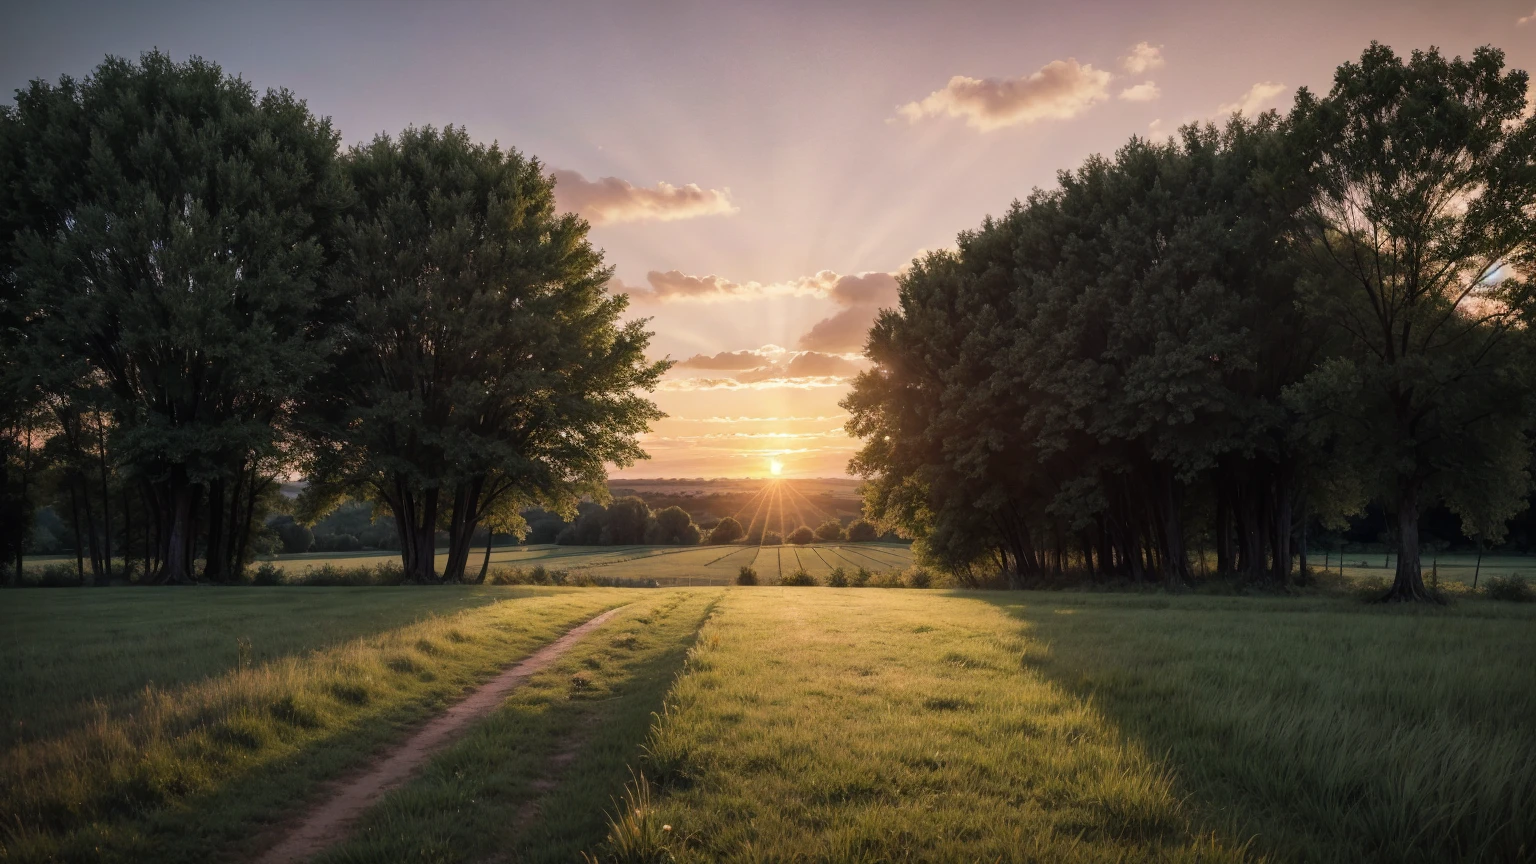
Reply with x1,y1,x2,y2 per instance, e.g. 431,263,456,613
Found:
5,0,1535,478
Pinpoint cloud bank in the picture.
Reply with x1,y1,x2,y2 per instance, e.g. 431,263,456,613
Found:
898,59,1112,131
668,346,866,389
553,169,736,225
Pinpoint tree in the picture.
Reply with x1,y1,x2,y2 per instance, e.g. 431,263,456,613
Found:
788,525,814,545
708,516,745,544
647,505,701,545
1288,44,1536,601
814,519,846,542
301,126,667,581
846,519,879,542
1,51,346,583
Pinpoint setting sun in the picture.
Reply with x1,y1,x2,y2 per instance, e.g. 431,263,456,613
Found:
768,458,784,476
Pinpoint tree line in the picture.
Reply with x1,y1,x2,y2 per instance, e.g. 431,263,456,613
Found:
0,51,666,585
845,43,1536,602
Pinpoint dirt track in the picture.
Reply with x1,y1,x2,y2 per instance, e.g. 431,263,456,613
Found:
256,606,625,863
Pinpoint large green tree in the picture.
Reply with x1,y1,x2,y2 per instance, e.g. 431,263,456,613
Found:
1288,43,1536,601
0,51,346,583
302,126,666,582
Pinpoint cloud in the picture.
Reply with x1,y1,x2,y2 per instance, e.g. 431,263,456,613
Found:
552,169,736,225
785,351,864,377
674,350,776,371
618,267,867,304
1118,81,1161,102
1216,82,1288,117
659,376,851,392
1122,42,1164,75
1520,7,1536,25
897,59,1112,131
797,271,900,352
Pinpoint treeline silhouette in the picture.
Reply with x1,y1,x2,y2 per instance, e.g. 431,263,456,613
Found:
846,43,1536,601
0,51,665,585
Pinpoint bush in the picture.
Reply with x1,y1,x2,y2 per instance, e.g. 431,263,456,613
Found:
781,568,817,587
251,562,285,586
904,566,933,589
27,562,83,587
291,562,407,586
736,566,759,586
709,516,745,544
762,531,782,546
851,566,873,587
846,519,879,542
826,566,849,587
787,526,814,545
868,569,903,588
814,519,845,542
1485,574,1534,602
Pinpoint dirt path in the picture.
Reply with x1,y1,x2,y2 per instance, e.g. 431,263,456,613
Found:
256,606,625,864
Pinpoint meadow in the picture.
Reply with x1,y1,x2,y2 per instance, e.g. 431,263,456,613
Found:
3,582,1533,862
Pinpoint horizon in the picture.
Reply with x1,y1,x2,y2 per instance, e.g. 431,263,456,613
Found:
6,0,1534,479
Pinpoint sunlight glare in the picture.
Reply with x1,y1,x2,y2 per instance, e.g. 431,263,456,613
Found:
769,458,784,476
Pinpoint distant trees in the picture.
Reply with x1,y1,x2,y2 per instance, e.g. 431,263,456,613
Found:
555,496,703,546
814,519,846,541
845,42,1536,601
788,525,814,545
0,53,665,584
708,516,745,544
846,519,879,542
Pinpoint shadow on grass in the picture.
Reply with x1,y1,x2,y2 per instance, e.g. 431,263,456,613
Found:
964,591,1536,864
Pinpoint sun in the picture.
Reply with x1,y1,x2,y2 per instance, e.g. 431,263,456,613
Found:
769,458,784,477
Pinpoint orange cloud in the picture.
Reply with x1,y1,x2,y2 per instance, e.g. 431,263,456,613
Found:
898,59,1112,131
797,271,900,353
553,169,736,224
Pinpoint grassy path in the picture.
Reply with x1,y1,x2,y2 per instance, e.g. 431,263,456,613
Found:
0,589,637,863
316,590,723,863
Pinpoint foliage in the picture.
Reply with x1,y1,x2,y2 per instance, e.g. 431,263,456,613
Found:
1286,43,1536,601
813,519,845,542
845,519,879,542
1484,574,1534,603
647,506,702,545
779,568,817,587
707,516,744,545
786,525,814,545
826,566,849,587
735,566,758,586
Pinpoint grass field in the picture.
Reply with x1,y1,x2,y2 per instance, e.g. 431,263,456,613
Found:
4,585,1534,862
18,542,918,585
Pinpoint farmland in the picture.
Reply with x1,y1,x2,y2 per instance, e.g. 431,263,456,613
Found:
4,584,1534,862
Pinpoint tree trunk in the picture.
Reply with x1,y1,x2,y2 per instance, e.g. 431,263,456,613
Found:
475,524,494,584
1382,486,1436,602
68,482,86,585
1297,499,1310,586
162,481,197,584
203,478,227,583
1270,476,1292,586
1214,475,1234,575
1473,545,1483,589
94,411,112,582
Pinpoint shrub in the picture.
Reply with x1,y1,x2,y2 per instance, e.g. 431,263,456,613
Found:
826,566,849,587
1485,574,1534,602
846,519,879,542
709,517,745,544
251,562,285,586
814,519,845,542
904,566,933,589
851,566,873,587
736,566,759,586
787,526,814,545
762,531,782,546
781,568,817,587
28,562,83,587
868,569,903,588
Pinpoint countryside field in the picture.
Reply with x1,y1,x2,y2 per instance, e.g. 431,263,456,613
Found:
4,584,1533,863
20,542,920,586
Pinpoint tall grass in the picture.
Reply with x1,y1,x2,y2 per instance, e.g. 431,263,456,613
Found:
1,590,631,862
590,589,1536,863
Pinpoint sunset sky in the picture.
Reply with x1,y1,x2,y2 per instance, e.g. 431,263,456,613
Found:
5,0,1535,478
